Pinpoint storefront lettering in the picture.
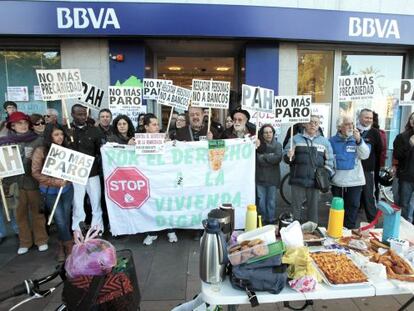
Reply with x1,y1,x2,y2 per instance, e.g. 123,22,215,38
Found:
57,7,120,29
349,17,400,39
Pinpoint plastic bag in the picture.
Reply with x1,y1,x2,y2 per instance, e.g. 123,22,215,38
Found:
280,221,304,249
65,226,117,278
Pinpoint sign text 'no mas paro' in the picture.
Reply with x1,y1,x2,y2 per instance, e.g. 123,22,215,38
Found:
274,95,312,124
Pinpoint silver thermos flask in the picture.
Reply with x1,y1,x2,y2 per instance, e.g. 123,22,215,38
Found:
199,218,227,284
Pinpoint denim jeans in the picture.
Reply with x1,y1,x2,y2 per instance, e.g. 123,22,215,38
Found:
398,180,414,222
45,186,74,242
332,185,363,229
256,184,277,224
0,203,18,238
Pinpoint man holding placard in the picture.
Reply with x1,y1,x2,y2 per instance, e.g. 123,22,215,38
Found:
175,107,218,141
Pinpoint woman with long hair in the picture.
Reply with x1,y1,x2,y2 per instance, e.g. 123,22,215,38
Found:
32,123,74,262
107,114,135,145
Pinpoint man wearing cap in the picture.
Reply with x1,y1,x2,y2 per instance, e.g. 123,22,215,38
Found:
0,101,18,137
221,107,256,139
175,106,218,141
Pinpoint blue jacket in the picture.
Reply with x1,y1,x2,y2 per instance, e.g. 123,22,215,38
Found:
330,133,368,170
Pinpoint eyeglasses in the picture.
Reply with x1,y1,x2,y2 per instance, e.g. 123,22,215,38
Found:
308,120,320,125
44,115,51,118
34,121,46,126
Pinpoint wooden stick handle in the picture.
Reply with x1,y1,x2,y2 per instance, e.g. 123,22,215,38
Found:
207,107,212,134
47,186,64,226
0,180,10,222
62,99,74,143
289,125,294,161
165,107,174,139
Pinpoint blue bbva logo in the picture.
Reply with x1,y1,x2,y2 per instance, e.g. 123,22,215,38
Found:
57,7,120,29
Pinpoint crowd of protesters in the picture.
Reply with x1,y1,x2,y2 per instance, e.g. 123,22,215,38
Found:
0,99,413,261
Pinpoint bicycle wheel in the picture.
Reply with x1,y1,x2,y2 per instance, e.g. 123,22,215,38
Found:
280,173,291,205
380,185,394,204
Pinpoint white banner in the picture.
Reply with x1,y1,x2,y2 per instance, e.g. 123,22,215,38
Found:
241,84,274,113
157,84,192,110
42,144,95,186
274,95,312,124
143,78,172,100
36,69,82,101
79,81,104,110
7,86,29,102
134,133,165,154
400,79,414,106
338,74,375,102
191,79,230,109
102,139,255,235
0,145,24,178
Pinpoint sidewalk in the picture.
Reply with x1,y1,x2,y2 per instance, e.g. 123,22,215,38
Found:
0,195,412,311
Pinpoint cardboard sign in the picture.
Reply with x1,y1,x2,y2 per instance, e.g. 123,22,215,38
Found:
400,79,414,106
108,86,142,111
143,79,172,100
191,79,230,109
33,85,43,101
338,74,375,102
247,110,281,133
36,69,83,101
157,83,192,110
274,95,312,124
42,144,94,186
79,81,104,110
311,104,330,136
241,84,274,113
0,145,24,178
7,86,29,102
134,133,165,154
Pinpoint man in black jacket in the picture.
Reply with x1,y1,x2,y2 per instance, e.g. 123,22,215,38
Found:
357,108,383,223
65,104,104,232
175,107,218,141
393,112,414,221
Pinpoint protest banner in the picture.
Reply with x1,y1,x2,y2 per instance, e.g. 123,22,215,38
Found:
36,69,82,101
108,86,142,109
247,110,281,133
42,144,94,186
311,104,330,136
7,86,29,102
338,74,376,102
241,84,274,113
143,78,172,100
274,95,312,124
157,84,192,111
400,79,414,106
134,133,165,155
79,81,104,110
101,139,255,235
0,145,24,221
191,79,231,109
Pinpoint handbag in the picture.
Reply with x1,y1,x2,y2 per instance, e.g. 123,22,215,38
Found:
305,140,330,193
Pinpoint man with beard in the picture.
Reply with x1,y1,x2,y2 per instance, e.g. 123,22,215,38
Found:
175,106,218,141
221,107,255,139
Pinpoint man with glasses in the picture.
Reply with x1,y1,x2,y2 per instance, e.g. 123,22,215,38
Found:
221,107,255,139
175,107,218,141
44,108,59,125
284,115,334,224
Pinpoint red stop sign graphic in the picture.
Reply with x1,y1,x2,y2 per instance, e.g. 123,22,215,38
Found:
106,167,150,209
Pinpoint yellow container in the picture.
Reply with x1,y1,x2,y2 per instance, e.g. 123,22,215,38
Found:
245,204,257,232
327,197,344,238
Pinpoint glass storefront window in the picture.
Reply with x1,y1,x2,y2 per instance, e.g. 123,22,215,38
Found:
298,50,334,136
0,50,61,120
340,53,404,161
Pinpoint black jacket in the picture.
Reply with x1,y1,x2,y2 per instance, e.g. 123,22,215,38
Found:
360,127,382,172
64,123,103,177
393,129,414,183
175,125,219,141
256,139,282,187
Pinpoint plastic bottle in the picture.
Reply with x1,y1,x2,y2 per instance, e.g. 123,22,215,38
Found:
245,204,258,232
327,197,344,238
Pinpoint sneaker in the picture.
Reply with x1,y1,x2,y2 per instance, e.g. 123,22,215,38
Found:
38,244,48,252
143,235,158,246
167,232,178,243
17,247,29,255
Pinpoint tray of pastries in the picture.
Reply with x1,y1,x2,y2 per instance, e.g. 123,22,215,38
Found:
310,251,369,286
370,249,414,282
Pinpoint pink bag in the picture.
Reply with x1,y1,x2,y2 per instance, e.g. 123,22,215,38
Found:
65,226,117,278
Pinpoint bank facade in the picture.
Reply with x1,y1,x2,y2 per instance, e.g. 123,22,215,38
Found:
1,0,413,164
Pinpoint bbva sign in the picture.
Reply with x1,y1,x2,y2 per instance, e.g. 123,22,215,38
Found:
57,7,120,29
348,17,400,39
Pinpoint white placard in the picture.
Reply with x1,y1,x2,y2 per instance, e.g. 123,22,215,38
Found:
247,110,282,133
274,95,312,124
0,145,24,178
338,74,375,102
41,144,95,186
311,104,330,136
33,85,43,101
241,84,274,113
157,84,192,110
79,81,104,110
108,86,142,111
191,79,230,109
134,133,165,154
143,79,173,100
6,86,29,102
36,69,83,101
400,79,414,106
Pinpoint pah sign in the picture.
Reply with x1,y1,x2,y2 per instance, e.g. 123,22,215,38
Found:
0,145,24,178
274,95,312,124
79,81,104,110
400,79,414,106
241,85,274,113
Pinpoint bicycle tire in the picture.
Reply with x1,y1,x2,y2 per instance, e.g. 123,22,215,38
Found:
280,173,291,205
